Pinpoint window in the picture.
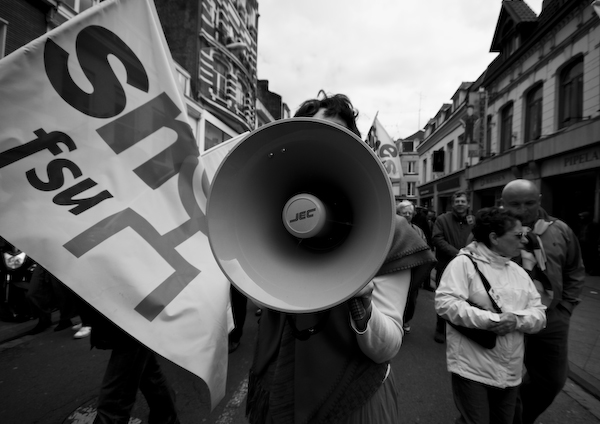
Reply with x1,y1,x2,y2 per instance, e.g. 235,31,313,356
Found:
235,80,245,107
559,57,583,129
176,69,190,97
447,141,454,173
525,83,543,143
402,140,414,152
407,161,416,174
204,121,232,151
214,60,228,99
63,0,98,12
407,182,416,197
422,159,428,183
485,115,492,155
500,102,513,152
0,18,6,59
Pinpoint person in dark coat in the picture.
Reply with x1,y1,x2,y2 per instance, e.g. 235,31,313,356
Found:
431,191,474,343
89,308,180,424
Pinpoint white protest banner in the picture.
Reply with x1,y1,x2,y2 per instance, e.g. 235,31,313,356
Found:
366,114,403,182
0,0,229,408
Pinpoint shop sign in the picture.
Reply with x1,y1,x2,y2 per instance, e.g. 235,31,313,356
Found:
437,176,461,192
472,171,510,191
541,146,600,177
419,186,434,196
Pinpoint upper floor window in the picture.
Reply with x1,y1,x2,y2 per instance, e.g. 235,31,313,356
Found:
176,69,191,97
407,161,416,174
402,140,414,152
407,182,416,197
525,83,543,143
447,141,454,173
559,57,583,129
235,80,245,107
214,60,228,99
63,0,98,13
485,115,492,155
500,102,513,153
501,21,519,56
422,158,428,183
0,18,7,59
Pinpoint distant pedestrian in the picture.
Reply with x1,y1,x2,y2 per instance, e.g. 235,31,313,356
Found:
576,211,600,275
396,200,430,334
431,191,474,343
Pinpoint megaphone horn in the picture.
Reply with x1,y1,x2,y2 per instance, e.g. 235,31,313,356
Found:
206,118,395,313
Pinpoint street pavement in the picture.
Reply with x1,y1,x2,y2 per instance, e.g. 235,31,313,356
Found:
0,276,599,423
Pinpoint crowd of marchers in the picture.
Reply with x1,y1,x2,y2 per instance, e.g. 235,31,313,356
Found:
0,92,594,424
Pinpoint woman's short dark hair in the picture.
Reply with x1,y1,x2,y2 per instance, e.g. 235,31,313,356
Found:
294,91,361,137
472,207,518,248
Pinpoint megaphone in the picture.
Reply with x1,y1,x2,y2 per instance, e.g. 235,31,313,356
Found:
206,118,395,313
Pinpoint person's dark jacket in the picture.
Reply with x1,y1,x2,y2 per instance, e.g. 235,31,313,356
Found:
432,211,473,272
89,308,136,350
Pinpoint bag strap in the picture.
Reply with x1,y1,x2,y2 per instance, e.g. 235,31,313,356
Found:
460,254,502,314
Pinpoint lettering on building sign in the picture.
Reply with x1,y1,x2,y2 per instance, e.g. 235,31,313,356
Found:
564,150,600,167
481,174,506,185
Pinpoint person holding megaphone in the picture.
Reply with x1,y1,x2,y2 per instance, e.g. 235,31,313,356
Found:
239,93,436,423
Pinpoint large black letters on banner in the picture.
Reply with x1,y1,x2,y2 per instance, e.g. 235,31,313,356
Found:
44,25,149,118
96,93,200,190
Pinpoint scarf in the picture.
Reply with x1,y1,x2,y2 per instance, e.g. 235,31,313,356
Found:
520,217,554,305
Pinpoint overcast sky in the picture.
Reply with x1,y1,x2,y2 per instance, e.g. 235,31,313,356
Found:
256,0,544,140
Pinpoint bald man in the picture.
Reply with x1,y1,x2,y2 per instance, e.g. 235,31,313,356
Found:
501,179,585,424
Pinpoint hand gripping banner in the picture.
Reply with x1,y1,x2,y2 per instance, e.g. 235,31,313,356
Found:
0,0,230,408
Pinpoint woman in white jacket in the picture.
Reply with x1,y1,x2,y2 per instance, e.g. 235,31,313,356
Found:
435,207,546,424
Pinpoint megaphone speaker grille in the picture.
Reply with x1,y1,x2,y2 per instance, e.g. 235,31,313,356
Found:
206,118,395,313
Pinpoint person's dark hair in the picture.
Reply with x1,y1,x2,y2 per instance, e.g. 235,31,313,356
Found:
451,190,468,202
472,207,518,248
294,91,361,137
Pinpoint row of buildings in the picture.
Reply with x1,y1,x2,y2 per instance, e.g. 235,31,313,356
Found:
397,0,600,231
5,0,598,232
0,0,289,155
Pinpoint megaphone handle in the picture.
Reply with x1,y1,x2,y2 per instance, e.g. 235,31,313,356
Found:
349,297,367,321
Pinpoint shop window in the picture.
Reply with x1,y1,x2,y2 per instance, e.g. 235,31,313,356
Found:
559,57,583,129
500,102,513,153
524,83,543,143
204,121,232,151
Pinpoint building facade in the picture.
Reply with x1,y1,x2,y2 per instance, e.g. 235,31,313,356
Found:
467,0,600,230
155,0,259,152
416,78,486,214
0,0,102,58
396,130,423,203
256,79,290,128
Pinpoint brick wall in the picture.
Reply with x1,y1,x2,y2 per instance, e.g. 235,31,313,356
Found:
0,0,50,56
